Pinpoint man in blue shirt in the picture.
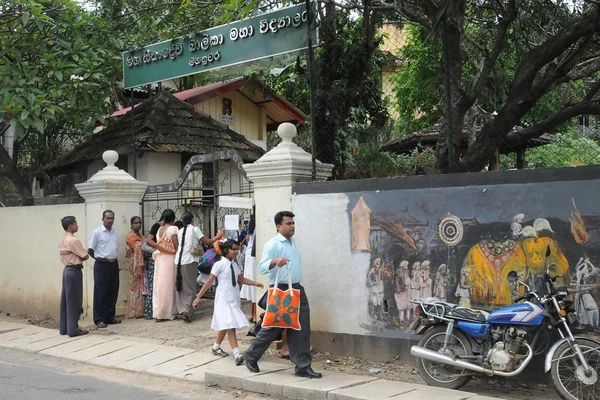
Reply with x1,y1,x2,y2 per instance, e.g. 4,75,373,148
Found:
88,210,120,329
245,211,322,379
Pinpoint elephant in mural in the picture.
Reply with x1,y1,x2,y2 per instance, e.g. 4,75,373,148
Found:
460,236,570,307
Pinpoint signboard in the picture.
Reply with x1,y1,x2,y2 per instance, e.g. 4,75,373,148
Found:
219,114,235,125
123,2,318,88
219,196,254,209
224,215,239,230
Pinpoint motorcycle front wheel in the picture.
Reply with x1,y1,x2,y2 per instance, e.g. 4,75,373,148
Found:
416,325,473,389
550,338,600,400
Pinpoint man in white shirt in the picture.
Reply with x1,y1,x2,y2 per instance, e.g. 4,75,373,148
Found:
88,210,120,329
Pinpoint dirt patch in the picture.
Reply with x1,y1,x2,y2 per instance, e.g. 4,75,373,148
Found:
1,312,59,330
1,300,562,400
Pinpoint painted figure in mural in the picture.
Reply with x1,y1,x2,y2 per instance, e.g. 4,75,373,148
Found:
367,258,385,319
420,260,433,299
511,214,524,239
395,261,411,323
409,262,422,302
382,260,396,309
573,257,599,327
434,264,447,301
459,236,569,307
455,268,472,307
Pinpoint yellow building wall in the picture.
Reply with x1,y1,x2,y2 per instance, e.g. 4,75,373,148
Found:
380,23,407,54
193,91,264,141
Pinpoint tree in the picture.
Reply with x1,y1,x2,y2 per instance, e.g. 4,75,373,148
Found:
375,0,600,172
216,0,391,178
0,0,121,204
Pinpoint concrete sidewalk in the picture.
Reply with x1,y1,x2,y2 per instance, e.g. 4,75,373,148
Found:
0,321,498,400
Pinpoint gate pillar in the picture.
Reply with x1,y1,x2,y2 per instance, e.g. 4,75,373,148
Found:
75,150,148,319
243,123,332,303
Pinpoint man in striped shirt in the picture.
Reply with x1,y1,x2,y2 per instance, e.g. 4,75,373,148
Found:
59,216,89,337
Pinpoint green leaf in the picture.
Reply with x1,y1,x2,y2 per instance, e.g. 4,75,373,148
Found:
32,116,44,133
267,304,279,313
282,294,291,307
55,71,63,81
22,12,29,26
282,313,293,325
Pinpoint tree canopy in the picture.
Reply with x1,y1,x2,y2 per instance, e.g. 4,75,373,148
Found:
383,0,600,172
0,0,121,204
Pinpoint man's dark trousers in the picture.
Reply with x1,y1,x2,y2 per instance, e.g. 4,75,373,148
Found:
93,260,120,325
245,284,311,371
59,266,83,336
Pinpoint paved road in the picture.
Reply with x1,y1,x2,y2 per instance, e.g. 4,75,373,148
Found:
0,348,267,400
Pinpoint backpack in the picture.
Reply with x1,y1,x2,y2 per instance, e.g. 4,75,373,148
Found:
198,248,219,274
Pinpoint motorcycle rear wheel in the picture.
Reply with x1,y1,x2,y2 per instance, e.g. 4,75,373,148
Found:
550,338,599,400
416,325,473,389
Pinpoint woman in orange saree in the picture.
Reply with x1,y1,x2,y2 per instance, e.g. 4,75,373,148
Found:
125,216,145,319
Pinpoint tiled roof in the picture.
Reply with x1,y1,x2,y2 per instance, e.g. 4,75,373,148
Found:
110,76,307,130
381,122,552,154
45,92,265,172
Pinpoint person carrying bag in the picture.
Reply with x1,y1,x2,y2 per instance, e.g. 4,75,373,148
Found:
262,265,301,330
243,211,322,379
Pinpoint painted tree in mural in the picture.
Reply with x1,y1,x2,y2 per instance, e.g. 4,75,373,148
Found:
378,0,600,172
0,0,121,205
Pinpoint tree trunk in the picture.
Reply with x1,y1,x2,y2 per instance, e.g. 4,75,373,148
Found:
516,149,525,169
438,0,468,173
0,142,34,206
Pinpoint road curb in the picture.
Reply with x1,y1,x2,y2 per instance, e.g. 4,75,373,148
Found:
0,322,501,400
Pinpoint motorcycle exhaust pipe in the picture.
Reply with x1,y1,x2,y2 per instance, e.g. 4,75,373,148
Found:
410,343,533,377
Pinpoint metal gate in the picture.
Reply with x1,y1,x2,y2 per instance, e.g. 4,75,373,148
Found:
141,150,253,236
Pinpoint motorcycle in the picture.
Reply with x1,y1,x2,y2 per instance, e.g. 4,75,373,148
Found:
410,251,600,400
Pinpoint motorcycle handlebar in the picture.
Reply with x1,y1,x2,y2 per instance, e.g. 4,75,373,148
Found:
514,295,527,303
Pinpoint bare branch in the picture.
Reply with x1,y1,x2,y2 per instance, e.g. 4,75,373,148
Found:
568,55,600,81
585,79,600,101
391,0,431,29
508,6,600,104
467,0,516,105
506,101,600,146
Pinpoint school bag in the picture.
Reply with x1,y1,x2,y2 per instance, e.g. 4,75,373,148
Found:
198,248,218,274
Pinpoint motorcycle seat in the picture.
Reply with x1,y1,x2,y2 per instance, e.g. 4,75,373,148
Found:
451,307,489,323
423,301,489,323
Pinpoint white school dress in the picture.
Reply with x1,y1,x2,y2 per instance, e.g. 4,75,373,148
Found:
240,233,257,302
210,258,249,331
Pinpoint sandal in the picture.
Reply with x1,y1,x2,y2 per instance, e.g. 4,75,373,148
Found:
182,314,192,323
276,352,290,360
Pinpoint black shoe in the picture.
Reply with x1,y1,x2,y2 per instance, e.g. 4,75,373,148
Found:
295,367,322,379
212,347,229,357
106,318,121,324
69,328,89,337
96,322,107,329
245,359,260,373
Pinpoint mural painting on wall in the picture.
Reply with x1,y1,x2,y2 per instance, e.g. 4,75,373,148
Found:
351,195,600,335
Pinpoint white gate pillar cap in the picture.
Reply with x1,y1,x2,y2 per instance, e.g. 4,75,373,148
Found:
243,123,332,186
75,150,148,202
